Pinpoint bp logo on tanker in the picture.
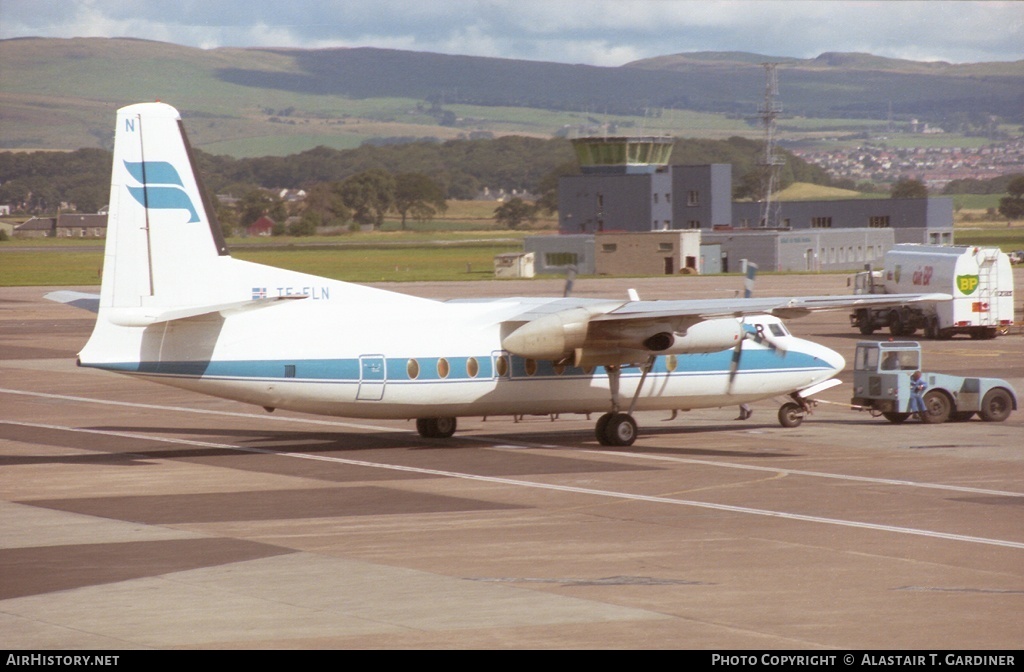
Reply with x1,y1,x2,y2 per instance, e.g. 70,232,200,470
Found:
956,275,980,295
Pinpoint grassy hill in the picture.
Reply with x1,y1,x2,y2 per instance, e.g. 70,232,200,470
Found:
775,182,882,201
2,38,1021,157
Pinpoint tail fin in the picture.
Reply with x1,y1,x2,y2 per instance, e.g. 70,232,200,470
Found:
743,261,758,298
102,102,230,312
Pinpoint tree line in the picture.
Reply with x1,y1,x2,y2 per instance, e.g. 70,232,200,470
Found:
230,170,448,236
1,135,838,225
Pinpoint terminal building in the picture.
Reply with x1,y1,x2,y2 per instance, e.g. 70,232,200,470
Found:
526,136,953,275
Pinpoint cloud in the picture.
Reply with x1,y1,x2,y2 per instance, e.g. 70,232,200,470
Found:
1,0,1021,65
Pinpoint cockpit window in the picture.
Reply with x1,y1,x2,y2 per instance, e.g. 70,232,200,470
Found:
769,323,787,337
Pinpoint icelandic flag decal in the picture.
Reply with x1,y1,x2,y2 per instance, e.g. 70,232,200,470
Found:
124,160,200,223
252,287,267,300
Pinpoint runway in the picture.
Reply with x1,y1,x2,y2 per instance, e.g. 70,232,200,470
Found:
2,278,1023,649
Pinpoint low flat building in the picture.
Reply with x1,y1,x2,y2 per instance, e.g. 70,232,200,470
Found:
594,231,702,276
13,217,57,238
525,234,596,275
702,227,896,273
57,213,107,238
731,198,953,245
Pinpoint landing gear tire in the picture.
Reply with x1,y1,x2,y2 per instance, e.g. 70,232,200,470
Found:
920,391,951,424
979,388,1013,422
596,412,637,447
882,412,910,424
778,402,804,428
595,412,613,442
416,416,457,438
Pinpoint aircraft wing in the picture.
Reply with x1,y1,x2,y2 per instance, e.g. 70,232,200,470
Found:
595,291,952,320
501,292,951,364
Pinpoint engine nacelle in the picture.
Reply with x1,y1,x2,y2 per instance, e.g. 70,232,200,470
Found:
504,311,748,360
659,318,744,354
501,308,594,360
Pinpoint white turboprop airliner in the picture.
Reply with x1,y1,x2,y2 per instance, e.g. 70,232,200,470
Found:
50,102,951,446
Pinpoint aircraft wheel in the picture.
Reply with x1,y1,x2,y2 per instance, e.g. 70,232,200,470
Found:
416,416,457,438
597,413,637,446
778,402,803,428
979,388,1013,422
595,412,614,445
882,412,910,424
920,391,951,424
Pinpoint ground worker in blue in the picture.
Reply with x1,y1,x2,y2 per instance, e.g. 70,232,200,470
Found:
909,370,927,418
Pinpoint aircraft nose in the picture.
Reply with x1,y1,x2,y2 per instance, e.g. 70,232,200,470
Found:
799,339,845,377
820,344,846,374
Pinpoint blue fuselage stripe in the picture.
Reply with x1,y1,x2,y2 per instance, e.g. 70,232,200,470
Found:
91,350,828,382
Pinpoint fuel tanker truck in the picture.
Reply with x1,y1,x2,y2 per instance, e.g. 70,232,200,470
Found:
850,244,1014,339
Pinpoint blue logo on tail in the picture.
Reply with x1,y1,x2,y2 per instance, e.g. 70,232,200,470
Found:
124,160,200,223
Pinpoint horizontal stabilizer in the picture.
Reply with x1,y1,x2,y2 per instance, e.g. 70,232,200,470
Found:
106,295,308,327
45,290,101,313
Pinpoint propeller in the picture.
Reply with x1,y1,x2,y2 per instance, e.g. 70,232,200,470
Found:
727,319,787,393
562,265,577,297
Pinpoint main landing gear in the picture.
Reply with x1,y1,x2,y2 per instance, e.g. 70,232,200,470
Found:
595,412,637,446
594,358,655,447
416,416,457,438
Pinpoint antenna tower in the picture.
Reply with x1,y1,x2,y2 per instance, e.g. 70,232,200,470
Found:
758,63,785,228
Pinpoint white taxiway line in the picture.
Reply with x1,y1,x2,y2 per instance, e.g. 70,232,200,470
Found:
3,411,1024,552
3,387,1021,500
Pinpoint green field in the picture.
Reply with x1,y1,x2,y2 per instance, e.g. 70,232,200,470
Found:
0,240,522,286
953,227,1024,250
951,194,1006,211
0,250,105,285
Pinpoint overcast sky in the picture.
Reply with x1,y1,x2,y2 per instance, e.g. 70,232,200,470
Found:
1,1,1021,66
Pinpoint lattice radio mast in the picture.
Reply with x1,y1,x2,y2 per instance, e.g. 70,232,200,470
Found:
758,63,785,228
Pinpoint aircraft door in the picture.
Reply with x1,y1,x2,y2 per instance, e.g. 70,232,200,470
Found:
491,351,511,380
357,355,386,401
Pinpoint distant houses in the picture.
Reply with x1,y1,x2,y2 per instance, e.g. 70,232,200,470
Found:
13,214,109,238
247,216,276,237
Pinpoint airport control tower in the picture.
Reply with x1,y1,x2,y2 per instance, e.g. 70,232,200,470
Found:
560,135,730,235
571,136,675,174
